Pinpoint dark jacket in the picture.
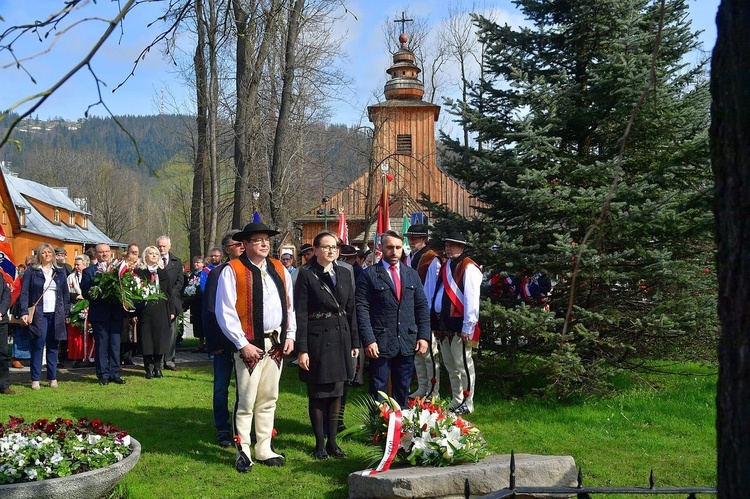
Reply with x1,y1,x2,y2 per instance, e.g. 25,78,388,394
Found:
19,266,71,339
0,278,11,325
162,252,184,316
203,262,235,353
295,261,359,384
355,261,431,358
81,263,128,322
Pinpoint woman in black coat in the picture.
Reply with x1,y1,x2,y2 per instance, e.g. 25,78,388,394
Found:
134,246,174,379
294,231,359,460
19,243,70,389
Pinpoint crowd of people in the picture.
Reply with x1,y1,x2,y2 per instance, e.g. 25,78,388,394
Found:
0,221,484,475
0,238,185,393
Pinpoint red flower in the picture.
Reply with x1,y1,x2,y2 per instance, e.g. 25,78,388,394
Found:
234,434,241,444
430,378,436,385
463,390,471,398
272,428,278,437
380,405,392,421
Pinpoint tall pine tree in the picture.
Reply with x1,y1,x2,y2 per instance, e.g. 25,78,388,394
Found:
440,0,715,395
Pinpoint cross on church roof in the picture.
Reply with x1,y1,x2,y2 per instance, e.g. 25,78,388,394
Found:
394,11,413,35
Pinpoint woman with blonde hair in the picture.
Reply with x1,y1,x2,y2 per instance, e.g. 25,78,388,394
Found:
19,243,70,389
133,245,173,378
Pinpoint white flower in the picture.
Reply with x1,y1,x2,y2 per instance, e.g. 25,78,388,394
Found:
87,434,101,445
25,468,37,480
50,453,64,465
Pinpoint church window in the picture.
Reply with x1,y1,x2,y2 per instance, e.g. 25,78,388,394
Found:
54,209,60,223
396,134,412,154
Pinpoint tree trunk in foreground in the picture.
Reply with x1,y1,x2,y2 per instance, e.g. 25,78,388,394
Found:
711,1,750,496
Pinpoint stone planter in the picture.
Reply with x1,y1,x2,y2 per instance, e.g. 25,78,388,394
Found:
0,437,141,499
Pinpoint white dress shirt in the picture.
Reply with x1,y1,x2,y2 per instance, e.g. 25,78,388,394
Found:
215,258,296,350
429,257,482,335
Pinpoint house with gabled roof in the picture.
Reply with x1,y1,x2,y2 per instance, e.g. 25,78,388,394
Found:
0,164,122,273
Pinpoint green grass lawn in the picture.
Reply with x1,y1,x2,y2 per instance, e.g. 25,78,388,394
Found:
1,356,716,498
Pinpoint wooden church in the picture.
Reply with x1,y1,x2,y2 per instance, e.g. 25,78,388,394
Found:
296,32,482,247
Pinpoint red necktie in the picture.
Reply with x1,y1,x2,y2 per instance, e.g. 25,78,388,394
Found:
390,264,401,301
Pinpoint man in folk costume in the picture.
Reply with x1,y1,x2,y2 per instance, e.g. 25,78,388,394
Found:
215,222,296,473
426,232,481,414
404,224,442,400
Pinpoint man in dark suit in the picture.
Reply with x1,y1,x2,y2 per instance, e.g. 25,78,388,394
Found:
157,236,184,371
355,230,430,407
81,243,128,385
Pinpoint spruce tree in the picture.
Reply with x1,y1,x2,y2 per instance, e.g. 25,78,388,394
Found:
440,0,715,395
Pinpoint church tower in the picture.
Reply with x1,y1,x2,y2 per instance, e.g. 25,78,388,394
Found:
297,30,481,245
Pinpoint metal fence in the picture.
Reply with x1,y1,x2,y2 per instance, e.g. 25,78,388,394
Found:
469,451,717,498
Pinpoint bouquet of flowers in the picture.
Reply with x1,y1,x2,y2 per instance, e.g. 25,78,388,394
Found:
183,273,201,298
0,416,132,484
88,260,165,310
68,299,89,329
344,392,489,471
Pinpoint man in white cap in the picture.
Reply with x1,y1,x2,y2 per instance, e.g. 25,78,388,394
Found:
215,221,296,472
404,224,442,400
425,231,481,414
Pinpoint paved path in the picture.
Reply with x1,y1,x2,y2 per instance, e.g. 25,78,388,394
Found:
7,316,212,382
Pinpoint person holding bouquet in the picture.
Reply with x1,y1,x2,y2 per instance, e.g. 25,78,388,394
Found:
133,246,174,379
19,243,71,390
81,243,128,386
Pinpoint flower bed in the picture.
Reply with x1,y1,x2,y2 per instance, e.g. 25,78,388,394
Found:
345,392,489,473
0,416,132,484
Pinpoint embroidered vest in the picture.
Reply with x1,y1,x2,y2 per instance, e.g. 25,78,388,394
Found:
228,256,288,347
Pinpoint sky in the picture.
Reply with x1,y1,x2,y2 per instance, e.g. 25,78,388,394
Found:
0,0,721,128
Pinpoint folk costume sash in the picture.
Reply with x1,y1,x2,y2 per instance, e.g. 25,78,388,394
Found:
228,255,288,350
438,255,481,346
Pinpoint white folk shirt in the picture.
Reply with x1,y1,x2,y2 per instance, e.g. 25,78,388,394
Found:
427,256,482,335
215,258,296,350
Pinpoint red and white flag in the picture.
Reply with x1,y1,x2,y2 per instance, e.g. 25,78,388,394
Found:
337,209,349,245
376,173,393,235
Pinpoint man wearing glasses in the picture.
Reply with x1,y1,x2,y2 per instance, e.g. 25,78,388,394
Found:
215,222,296,473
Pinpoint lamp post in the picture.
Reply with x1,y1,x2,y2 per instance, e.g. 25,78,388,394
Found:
322,196,330,230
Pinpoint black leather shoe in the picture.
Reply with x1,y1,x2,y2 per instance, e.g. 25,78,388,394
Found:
326,445,346,459
258,457,284,467
217,433,233,448
154,370,163,378
99,379,109,386
235,454,252,473
145,369,153,379
110,377,126,385
165,364,179,371
314,449,328,460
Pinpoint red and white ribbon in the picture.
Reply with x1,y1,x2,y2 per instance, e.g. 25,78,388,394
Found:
362,408,402,475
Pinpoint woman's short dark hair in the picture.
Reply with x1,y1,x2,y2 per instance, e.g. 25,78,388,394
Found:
313,231,341,248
